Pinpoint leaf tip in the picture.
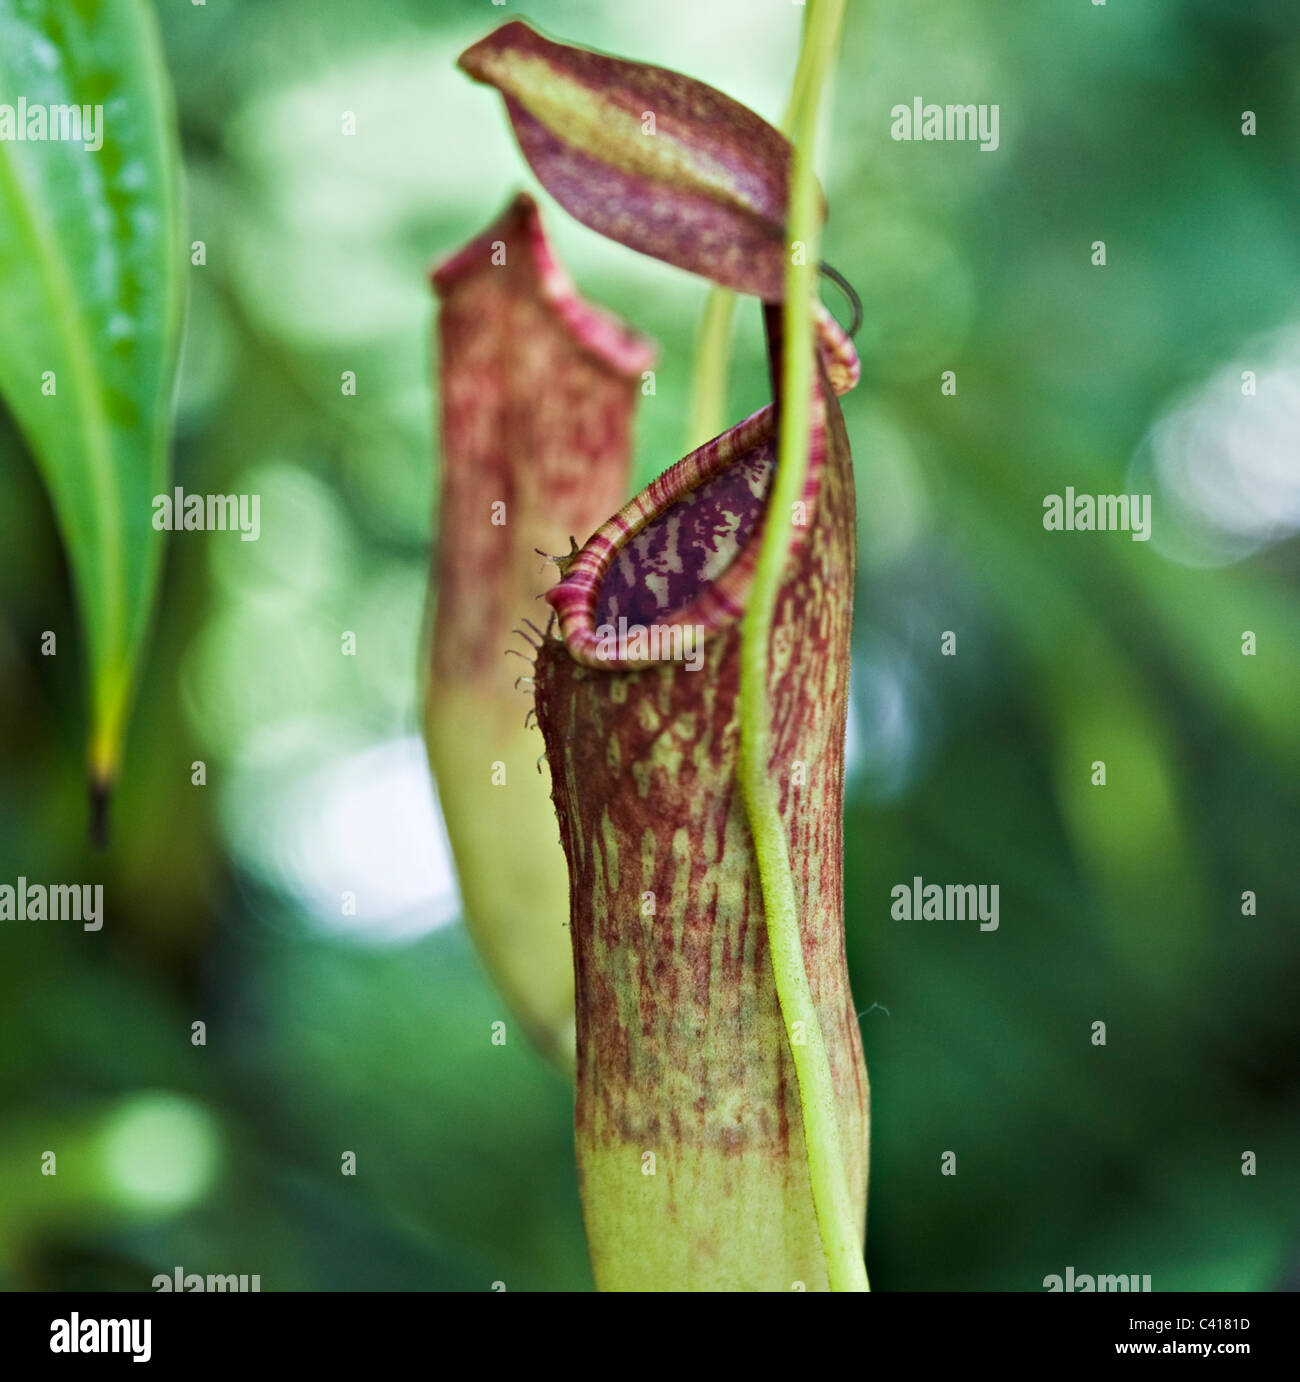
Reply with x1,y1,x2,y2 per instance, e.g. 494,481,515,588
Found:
457,18,538,85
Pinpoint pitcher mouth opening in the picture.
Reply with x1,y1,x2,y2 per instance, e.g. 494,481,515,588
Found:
543,302,857,672
544,399,824,670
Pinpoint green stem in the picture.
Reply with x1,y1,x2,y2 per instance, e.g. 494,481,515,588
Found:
683,8,821,453
737,0,867,1293
684,286,738,450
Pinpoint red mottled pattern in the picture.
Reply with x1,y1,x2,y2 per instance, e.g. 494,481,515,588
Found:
535,332,868,1189
548,306,852,669
506,99,789,301
430,193,653,682
460,21,813,300
598,437,773,625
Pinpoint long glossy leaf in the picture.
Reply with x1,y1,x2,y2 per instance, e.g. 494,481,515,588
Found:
0,0,182,824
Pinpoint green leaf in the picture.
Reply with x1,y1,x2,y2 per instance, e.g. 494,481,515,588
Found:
0,0,182,813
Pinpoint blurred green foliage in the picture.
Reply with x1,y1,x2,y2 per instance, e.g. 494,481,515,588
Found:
0,0,1296,1290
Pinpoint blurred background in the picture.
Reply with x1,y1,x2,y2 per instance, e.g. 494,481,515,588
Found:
0,0,1297,1290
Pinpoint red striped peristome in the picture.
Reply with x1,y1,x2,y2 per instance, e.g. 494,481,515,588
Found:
545,304,859,671
533,301,868,1290
432,190,655,385
428,190,654,683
